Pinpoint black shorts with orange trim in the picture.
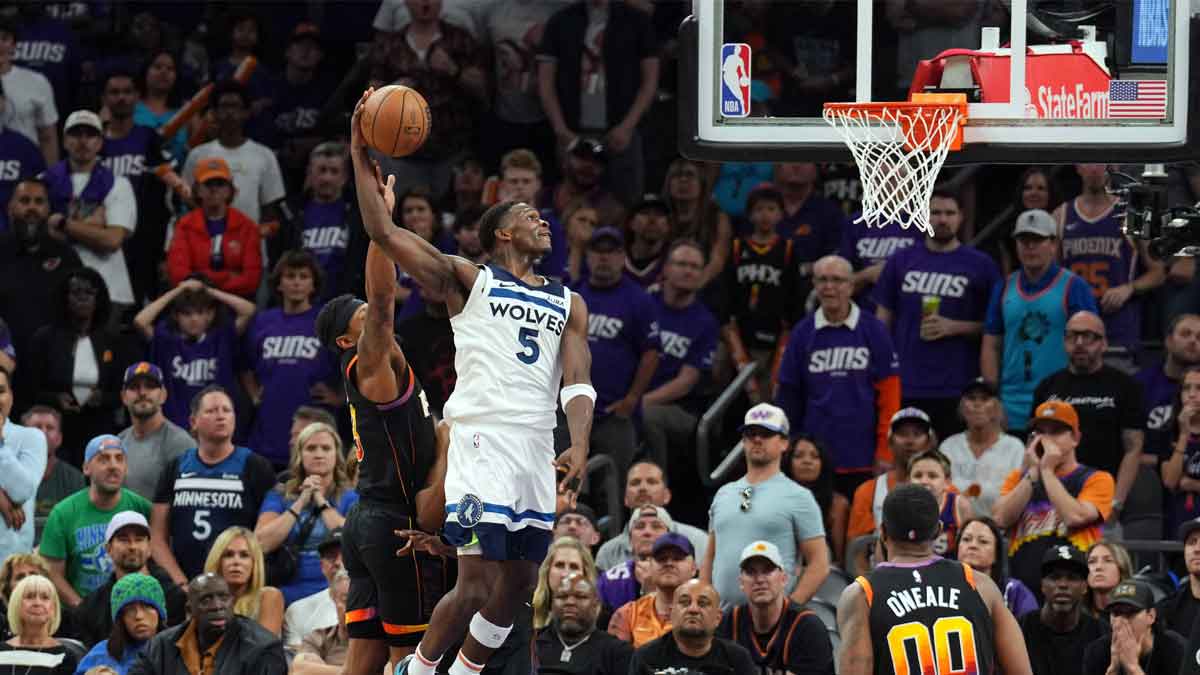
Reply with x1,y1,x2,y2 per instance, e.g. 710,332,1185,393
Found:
343,500,453,647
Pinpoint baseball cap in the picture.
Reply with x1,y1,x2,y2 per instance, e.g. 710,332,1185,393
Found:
85,434,126,465
1031,400,1080,434
1107,580,1154,612
739,540,784,570
1040,544,1088,578
317,527,343,556
123,361,164,388
1013,209,1057,238
890,407,932,433
64,110,103,134
556,503,599,531
105,511,150,545
651,532,695,558
588,226,624,249
632,194,670,215
961,377,998,398
195,157,232,184
739,403,789,436
567,137,606,162
289,21,322,45
1179,517,1200,542
628,504,675,532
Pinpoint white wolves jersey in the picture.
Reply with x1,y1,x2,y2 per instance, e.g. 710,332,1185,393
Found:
443,264,571,429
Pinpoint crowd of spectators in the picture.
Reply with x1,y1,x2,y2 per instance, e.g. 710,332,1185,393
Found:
0,1,1198,674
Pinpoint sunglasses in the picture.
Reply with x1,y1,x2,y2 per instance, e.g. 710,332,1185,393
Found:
740,487,753,512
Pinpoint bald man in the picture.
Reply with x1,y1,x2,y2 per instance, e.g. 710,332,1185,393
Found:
1032,311,1144,523
776,255,901,497
628,580,755,674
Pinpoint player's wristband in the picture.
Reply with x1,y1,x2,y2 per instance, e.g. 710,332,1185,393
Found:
560,383,597,411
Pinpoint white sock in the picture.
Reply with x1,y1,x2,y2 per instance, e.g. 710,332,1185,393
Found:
406,645,441,675
446,652,485,675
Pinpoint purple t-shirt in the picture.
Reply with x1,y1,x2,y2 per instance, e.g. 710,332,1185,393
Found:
298,199,350,299
648,291,718,405
101,124,171,193
773,193,846,264
0,317,14,361
0,128,46,231
776,304,899,472
578,277,660,414
244,306,335,466
838,216,923,312
872,242,1001,398
1135,361,1179,458
14,15,79,115
150,320,239,429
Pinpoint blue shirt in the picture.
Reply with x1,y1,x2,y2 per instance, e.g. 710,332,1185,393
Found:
0,419,47,562
578,278,660,414
259,487,359,605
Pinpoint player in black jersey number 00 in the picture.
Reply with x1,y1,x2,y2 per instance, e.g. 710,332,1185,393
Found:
837,484,1033,675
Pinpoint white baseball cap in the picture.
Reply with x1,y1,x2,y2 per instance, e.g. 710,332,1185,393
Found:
739,540,785,570
105,511,150,545
64,110,103,134
1012,209,1057,238
739,403,790,436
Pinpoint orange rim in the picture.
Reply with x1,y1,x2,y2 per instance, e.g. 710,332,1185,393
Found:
824,93,969,151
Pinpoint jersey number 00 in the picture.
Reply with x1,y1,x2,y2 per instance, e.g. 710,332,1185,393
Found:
885,616,979,675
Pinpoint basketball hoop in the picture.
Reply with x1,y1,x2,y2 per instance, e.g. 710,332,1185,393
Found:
823,93,968,236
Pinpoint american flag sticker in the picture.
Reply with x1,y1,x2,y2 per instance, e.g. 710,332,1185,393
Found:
1108,80,1168,119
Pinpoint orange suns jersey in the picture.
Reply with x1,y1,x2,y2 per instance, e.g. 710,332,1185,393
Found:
857,557,995,675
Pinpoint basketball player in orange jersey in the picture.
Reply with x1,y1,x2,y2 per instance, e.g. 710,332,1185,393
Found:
837,484,1032,675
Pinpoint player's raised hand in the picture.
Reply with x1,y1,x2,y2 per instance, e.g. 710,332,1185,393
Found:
373,161,397,215
349,88,374,153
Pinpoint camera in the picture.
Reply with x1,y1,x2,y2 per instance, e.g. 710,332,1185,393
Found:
1114,165,1200,259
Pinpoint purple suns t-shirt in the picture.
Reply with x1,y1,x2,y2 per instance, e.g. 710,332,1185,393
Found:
298,199,350,299
873,242,1001,398
244,306,335,466
647,291,718,409
579,277,661,414
839,216,923,312
151,320,239,430
0,128,46,232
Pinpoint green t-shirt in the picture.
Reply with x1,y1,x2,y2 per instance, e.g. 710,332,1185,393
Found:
38,489,152,596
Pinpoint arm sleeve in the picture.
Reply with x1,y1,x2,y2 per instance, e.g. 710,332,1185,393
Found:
37,506,68,559
0,430,46,503
685,315,719,372
999,469,1023,496
607,603,633,642
793,487,827,540
104,177,138,232
153,457,181,504
259,150,287,207
1078,470,1115,521
33,74,59,127
775,325,807,430
259,489,285,516
846,480,878,539
984,279,1006,335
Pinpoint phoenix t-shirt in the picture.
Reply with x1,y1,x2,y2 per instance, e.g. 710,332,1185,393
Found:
0,128,46,232
579,278,661,414
839,216,923,312
298,199,351,300
101,124,172,193
873,242,1001,398
648,290,718,411
150,320,239,430
244,306,335,466
1136,361,1180,458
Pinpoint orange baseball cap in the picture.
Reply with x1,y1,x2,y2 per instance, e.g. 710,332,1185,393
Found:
1031,400,1079,433
195,157,232,184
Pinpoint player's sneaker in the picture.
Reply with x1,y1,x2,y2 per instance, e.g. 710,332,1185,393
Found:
393,654,414,675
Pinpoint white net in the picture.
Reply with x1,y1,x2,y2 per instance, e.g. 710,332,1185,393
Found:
822,103,965,236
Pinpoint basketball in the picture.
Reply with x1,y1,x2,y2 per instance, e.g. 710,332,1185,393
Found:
359,85,431,158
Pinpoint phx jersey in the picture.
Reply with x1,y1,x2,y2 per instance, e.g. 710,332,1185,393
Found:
728,236,797,350
1059,198,1140,349
858,558,995,675
342,347,437,509
443,264,570,430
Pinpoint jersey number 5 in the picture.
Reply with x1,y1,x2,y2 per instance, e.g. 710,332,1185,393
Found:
516,327,540,364
886,617,978,675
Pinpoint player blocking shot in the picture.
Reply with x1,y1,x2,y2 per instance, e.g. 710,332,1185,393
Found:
313,232,450,670
348,88,594,675
837,484,1032,675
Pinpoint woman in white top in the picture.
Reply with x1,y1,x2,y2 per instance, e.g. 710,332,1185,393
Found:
939,379,1025,516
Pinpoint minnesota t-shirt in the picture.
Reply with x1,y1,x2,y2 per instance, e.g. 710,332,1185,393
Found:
37,488,152,596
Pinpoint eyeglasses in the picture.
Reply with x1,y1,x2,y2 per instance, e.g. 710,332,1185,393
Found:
739,487,753,512
1065,330,1103,344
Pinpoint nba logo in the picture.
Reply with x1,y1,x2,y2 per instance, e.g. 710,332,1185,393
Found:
720,43,752,118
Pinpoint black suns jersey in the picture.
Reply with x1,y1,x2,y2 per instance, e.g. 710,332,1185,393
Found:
857,557,995,675
342,346,437,510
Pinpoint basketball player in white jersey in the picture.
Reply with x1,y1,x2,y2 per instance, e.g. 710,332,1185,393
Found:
349,89,594,675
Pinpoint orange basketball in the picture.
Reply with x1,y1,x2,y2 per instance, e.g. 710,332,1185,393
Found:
359,85,431,158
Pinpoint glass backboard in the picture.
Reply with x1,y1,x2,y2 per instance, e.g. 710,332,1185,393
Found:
679,0,1198,164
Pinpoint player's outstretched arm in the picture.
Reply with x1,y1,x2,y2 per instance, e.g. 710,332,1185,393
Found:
975,569,1034,675
355,240,405,403
349,89,475,302
555,293,593,498
836,582,873,675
